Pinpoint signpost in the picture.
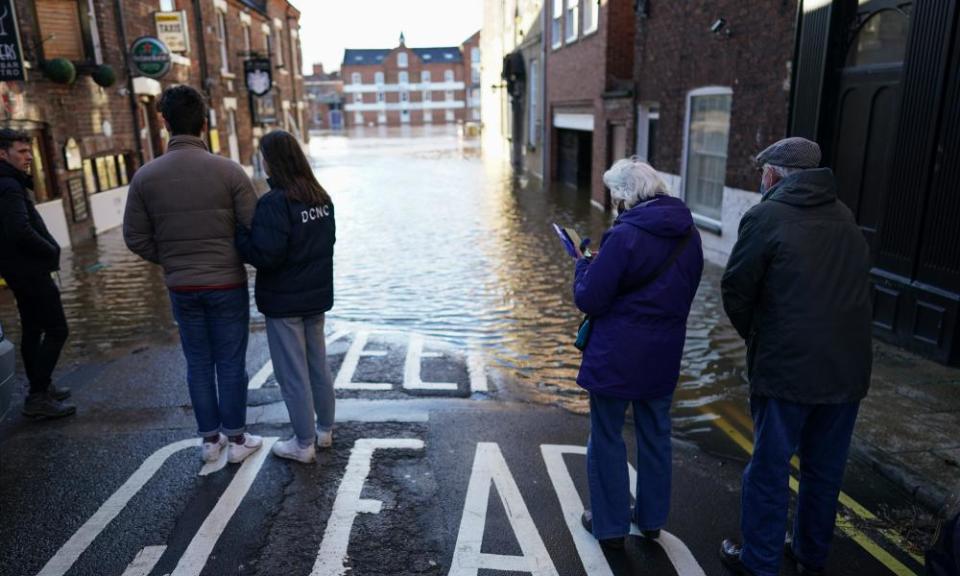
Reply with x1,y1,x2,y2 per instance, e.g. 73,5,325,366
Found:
130,37,171,80
155,11,190,54
0,0,25,82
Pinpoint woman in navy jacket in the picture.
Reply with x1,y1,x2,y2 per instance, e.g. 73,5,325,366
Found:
574,158,703,548
236,130,335,464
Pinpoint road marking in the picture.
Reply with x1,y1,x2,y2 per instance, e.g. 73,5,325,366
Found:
334,331,393,390
404,333,458,391
198,442,230,477
542,445,706,576
311,438,425,576
467,344,488,393
120,545,167,576
172,437,278,576
248,360,274,390
703,406,919,575
36,439,199,576
449,443,559,576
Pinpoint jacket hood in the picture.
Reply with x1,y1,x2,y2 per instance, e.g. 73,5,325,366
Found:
764,167,837,207
0,159,32,189
617,195,694,238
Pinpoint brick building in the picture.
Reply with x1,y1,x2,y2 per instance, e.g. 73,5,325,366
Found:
304,64,344,131
0,0,307,249
545,0,636,209
341,32,481,128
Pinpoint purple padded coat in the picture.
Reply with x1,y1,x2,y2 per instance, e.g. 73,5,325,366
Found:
574,196,704,400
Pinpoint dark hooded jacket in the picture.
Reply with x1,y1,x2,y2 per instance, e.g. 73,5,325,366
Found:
721,168,872,404
0,160,60,278
574,195,704,400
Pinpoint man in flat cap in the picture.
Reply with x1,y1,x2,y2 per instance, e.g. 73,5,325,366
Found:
719,137,873,576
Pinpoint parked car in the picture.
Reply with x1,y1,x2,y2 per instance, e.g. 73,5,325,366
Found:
0,320,15,422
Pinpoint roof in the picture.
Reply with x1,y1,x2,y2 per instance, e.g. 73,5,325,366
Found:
238,0,267,14
342,47,463,66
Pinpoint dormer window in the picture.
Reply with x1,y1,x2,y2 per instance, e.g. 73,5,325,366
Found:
398,52,408,68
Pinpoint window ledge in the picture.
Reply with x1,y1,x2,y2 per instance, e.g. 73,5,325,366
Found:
221,71,237,79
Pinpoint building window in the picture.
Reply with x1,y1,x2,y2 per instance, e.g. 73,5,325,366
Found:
636,103,660,166
401,110,410,124
289,29,300,74
565,0,580,43
528,59,539,146
377,112,386,124
471,66,480,84
242,23,251,54
399,71,409,85
583,0,599,35
424,111,433,124
445,90,454,101
216,9,230,74
82,153,131,194
471,47,480,63
552,0,563,49
683,88,732,223
36,0,101,63
445,110,455,122
354,112,363,124
400,91,409,103
273,23,284,67
351,72,362,84
375,71,384,85
421,70,431,84
159,0,175,9
444,69,454,83
398,52,408,68
354,93,363,103
423,90,432,102
377,91,385,103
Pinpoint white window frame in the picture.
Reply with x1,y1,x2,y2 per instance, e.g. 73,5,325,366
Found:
375,71,385,85
444,69,455,83
399,71,409,85
445,110,455,122
421,70,431,84
289,28,300,75
635,102,660,162
445,90,454,101
242,22,251,54
215,7,230,74
681,86,733,231
423,111,433,124
354,93,363,103
273,20,284,67
376,91,385,103
565,0,580,43
583,0,599,35
354,112,363,124
351,72,362,84
528,59,539,146
471,47,480,63
159,0,175,10
398,52,408,68
552,0,563,49
423,90,432,102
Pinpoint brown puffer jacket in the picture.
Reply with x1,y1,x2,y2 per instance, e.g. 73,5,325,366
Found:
123,135,257,288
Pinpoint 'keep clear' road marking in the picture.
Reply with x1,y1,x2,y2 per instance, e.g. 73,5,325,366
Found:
334,330,393,390
251,331,349,390
404,333,458,391
311,438,425,576
119,545,166,576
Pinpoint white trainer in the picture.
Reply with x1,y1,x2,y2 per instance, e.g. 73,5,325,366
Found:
316,428,333,449
271,437,317,463
227,433,263,464
201,433,227,463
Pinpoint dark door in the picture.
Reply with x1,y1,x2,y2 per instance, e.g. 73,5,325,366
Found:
829,1,911,254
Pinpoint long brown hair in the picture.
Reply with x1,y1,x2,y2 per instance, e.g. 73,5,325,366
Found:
259,130,331,206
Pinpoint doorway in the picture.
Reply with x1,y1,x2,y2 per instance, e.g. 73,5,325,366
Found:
557,128,592,191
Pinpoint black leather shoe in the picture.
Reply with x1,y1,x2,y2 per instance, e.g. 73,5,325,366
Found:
581,510,624,549
48,384,71,401
719,539,755,575
784,534,825,575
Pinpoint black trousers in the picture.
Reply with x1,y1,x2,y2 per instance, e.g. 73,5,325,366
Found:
5,272,68,394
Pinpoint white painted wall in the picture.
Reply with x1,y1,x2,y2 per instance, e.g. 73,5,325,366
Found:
659,172,760,267
89,186,130,235
35,200,71,248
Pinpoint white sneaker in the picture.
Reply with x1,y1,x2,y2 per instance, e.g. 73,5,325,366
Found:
316,428,333,449
271,437,316,463
201,434,227,463
227,433,263,464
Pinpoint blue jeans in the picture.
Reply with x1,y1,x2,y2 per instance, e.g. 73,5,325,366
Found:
741,396,860,576
587,392,673,538
169,287,250,437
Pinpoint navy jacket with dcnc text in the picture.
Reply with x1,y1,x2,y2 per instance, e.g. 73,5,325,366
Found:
235,184,335,318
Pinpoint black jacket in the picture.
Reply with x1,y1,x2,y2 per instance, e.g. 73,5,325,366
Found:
235,185,335,318
0,160,60,278
721,168,872,404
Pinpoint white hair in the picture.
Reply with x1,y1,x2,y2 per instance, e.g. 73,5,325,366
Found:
603,157,670,210
764,163,803,179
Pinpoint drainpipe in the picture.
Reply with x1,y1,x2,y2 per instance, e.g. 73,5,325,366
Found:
540,1,550,184
192,0,213,142
114,0,145,167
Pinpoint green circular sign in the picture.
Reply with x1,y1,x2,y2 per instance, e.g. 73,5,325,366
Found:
130,36,171,79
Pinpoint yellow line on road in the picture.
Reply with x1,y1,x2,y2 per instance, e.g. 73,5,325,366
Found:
700,406,920,575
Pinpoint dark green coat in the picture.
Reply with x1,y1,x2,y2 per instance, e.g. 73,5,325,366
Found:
721,168,872,404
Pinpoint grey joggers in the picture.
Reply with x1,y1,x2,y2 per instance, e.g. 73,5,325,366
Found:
264,314,335,447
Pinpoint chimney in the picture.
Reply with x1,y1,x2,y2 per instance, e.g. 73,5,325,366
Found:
313,63,325,77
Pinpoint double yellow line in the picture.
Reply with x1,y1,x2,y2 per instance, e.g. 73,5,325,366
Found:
698,401,922,575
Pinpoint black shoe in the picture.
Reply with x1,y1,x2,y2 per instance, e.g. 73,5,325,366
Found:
784,534,825,575
581,510,625,549
48,384,71,401
719,539,755,575
640,528,661,540
22,392,76,419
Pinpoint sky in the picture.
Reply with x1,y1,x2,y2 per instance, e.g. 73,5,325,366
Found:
292,0,484,74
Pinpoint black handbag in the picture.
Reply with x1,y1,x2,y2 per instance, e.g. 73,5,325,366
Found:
575,227,694,352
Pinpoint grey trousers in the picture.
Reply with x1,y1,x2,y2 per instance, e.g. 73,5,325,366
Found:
265,314,336,446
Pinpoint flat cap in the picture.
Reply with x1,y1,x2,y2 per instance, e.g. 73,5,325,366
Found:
756,137,822,169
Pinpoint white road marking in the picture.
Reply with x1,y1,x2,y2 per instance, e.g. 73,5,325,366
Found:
198,441,230,476
120,545,167,576
467,345,487,393
311,438,425,576
359,350,388,357
36,439,199,576
334,331,393,390
404,333,458,391
171,437,278,576
448,443,560,576
542,444,706,576
248,360,274,390
421,352,443,358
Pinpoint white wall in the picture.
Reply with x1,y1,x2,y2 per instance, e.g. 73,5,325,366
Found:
35,200,71,248
89,186,130,235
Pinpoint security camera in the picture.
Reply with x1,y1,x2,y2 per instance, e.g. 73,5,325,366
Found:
711,18,726,34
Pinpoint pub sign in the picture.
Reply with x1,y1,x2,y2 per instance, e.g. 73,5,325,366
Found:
130,36,171,79
155,11,190,53
244,58,272,97
0,0,25,82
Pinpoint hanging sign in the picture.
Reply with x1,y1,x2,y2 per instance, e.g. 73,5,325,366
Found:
244,58,272,97
0,0,25,82
155,11,190,53
130,36,172,79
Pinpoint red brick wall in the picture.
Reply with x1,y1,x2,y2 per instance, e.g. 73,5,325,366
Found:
634,0,797,191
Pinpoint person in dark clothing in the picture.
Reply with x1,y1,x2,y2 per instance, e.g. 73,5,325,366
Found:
236,130,336,464
0,128,75,418
719,137,873,576
573,157,703,549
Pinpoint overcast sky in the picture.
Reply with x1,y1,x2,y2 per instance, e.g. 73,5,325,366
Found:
292,0,484,74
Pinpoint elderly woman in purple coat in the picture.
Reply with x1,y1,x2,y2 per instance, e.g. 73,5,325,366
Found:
575,157,704,549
